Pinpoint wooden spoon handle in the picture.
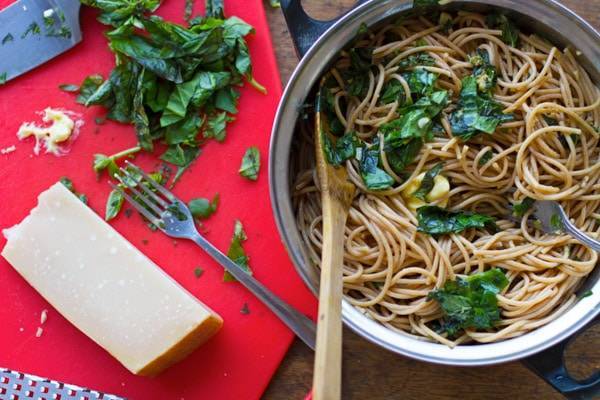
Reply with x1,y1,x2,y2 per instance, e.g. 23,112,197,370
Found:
312,194,348,400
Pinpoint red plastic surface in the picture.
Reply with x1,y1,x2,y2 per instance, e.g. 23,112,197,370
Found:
0,1,317,399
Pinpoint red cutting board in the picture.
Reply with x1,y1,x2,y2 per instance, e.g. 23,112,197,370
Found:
0,1,317,399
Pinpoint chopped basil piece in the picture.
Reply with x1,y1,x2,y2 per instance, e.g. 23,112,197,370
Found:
22,22,41,38
59,83,79,92
512,197,534,217
412,163,444,201
478,150,494,166
239,146,261,181
224,220,252,282
194,267,204,278
550,214,563,232
188,193,220,219
417,206,498,236
1,33,13,45
428,269,509,337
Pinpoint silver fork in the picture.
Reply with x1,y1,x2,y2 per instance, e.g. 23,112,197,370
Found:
110,161,316,350
533,200,600,252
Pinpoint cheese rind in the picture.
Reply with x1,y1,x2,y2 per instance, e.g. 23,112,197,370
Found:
1,183,223,376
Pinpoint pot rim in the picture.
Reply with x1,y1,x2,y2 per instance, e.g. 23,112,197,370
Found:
268,0,600,365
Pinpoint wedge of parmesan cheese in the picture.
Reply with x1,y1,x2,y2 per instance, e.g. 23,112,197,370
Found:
1,182,223,376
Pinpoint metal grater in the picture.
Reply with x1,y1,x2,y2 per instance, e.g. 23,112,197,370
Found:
0,368,125,400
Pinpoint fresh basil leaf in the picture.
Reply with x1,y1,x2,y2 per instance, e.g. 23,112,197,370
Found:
322,131,361,167
580,290,593,299
512,197,534,217
206,0,224,19
184,0,194,22
214,87,239,114
59,177,88,204
204,111,233,142
188,193,219,219
412,163,444,201
486,13,520,47
132,69,153,150
106,62,140,123
385,138,423,175
428,268,509,337
468,49,497,93
397,53,435,70
81,0,160,27
105,189,125,221
0,72,7,85
194,267,204,278
224,219,252,282
478,150,494,166
404,69,437,97
417,206,498,236
379,79,405,105
450,76,513,141
239,146,260,181
22,22,41,38
358,143,394,191
1,33,13,45
165,114,202,145
550,214,563,232
268,0,281,7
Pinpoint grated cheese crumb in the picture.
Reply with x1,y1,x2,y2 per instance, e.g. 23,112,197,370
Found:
1,145,16,154
35,327,43,337
40,309,48,325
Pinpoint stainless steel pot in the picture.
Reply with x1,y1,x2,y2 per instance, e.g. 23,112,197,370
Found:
269,1,600,398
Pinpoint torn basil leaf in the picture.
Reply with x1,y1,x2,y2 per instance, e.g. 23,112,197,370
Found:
412,163,443,201
322,131,361,167
550,214,563,232
450,76,513,141
486,13,520,47
478,150,494,166
469,48,497,93
357,143,395,191
417,206,498,236
105,189,125,221
428,268,509,337
239,146,261,181
188,193,219,219
379,79,405,105
59,177,88,204
224,219,252,282
512,197,534,217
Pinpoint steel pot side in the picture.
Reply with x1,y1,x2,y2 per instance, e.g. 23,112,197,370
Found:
270,1,600,398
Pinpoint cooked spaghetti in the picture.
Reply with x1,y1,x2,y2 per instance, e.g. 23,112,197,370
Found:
292,11,600,346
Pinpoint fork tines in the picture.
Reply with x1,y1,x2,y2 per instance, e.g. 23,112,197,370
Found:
109,161,180,226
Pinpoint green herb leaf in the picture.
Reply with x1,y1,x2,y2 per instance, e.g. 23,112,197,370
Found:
105,189,125,221
204,112,234,142
478,150,494,166
397,53,435,70
322,131,361,167
486,14,520,47
550,214,563,232
580,290,593,299
239,146,260,181
184,0,194,22
22,22,41,38
59,177,88,204
194,267,204,278
357,143,394,191
188,193,220,219
450,76,513,141
379,79,405,105
81,0,160,27
512,197,534,217
1,33,13,45
412,163,444,201
0,72,6,85
224,219,251,282
428,268,509,337
404,69,437,97
268,0,281,7
417,206,498,236
469,48,497,93
206,0,224,19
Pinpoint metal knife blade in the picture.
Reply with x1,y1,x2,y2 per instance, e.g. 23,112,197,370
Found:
0,0,82,83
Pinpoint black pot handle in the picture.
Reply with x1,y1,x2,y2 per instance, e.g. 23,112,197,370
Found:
279,0,370,58
523,316,600,399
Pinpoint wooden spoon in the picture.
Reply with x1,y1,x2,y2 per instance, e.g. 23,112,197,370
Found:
312,79,356,400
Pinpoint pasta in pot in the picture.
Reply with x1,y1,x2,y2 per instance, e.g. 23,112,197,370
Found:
292,11,600,347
